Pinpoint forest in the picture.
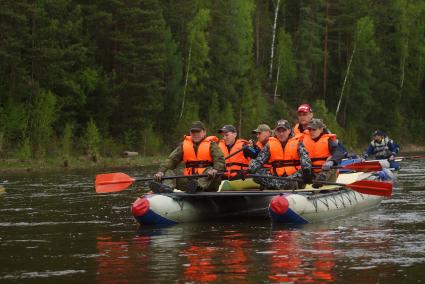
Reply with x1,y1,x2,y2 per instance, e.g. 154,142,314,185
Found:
0,0,424,161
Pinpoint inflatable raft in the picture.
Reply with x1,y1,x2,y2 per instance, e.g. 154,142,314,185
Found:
131,172,391,226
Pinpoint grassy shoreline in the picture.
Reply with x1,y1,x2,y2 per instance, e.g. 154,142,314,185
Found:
1,143,424,174
0,155,165,174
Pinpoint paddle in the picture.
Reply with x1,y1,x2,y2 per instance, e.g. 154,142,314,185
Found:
95,172,210,193
397,155,425,160
224,145,250,160
312,161,382,172
248,174,392,197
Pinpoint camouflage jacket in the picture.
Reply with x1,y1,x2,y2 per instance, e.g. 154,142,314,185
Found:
248,138,312,174
158,139,225,173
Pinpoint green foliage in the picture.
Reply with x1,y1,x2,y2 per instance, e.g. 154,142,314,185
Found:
82,119,101,161
30,90,57,158
312,100,345,142
0,0,424,161
17,137,32,161
61,123,74,160
275,29,296,100
1,103,29,149
140,124,166,156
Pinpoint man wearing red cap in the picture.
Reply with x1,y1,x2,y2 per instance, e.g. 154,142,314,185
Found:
293,104,313,135
294,103,349,159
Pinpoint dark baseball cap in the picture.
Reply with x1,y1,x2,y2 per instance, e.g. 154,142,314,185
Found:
297,104,313,113
308,118,326,129
217,124,237,133
372,130,385,137
189,121,206,131
275,119,291,130
252,124,271,134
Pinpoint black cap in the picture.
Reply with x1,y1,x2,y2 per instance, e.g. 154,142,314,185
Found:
372,130,385,137
274,119,291,130
189,121,206,131
217,124,237,133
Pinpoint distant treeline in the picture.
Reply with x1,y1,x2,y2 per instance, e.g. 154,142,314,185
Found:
0,0,424,160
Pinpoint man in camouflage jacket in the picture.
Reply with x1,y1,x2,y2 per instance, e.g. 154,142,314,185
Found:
248,120,312,190
153,121,225,192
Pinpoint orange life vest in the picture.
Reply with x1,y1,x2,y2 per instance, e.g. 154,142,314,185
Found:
219,139,250,178
303,133,336,173
293,123,307,136
182,135,219,175
268,136,301,176
256,141,266,150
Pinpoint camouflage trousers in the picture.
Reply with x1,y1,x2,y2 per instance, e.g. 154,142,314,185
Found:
252,168,305,190
162,168,221,192
313,169,337,183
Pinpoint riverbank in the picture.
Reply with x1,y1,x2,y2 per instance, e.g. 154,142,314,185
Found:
1,144,424,174
0,155,165,174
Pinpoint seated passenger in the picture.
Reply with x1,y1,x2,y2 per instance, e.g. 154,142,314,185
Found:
252,124,272,150
152,121,225,193
303,119,345,188
217,124,255,179
247,119,312,190
364,130,400,170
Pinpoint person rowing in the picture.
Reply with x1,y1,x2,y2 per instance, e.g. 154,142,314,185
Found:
152,121,225,193
363,130,400,170
246,119,312,190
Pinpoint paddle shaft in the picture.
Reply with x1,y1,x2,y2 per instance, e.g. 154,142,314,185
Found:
224,145,249,160
397,155,425,160
134,174,210,182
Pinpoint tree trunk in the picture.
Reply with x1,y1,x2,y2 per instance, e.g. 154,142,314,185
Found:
269,0,280,80
256,10,260,66
336,44,356,117
179,43,192,120
323,0,329,100
273,58,281,104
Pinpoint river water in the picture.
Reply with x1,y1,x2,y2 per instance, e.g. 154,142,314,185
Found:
1,159,424,283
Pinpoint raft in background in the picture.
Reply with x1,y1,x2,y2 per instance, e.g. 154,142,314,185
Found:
131,172,391,226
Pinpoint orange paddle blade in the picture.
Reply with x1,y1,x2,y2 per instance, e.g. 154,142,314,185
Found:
342,161,382,172
95,172,135,193
345,180,392,197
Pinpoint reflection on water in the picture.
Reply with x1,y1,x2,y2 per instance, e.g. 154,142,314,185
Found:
0,159,425,282
96,235,151,283
268,230,335,283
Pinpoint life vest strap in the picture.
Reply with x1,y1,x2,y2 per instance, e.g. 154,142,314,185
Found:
185,160,214,168
226,162,249,168
271,160,301,167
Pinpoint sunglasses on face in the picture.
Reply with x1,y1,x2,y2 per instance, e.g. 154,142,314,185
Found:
308,128,318,131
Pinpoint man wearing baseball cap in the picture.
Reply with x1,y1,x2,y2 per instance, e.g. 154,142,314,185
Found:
217,124,256,178
247,119,313,190
152,121,225,193
294,103,350,159
363,130,400,170
294,103,314,135
251,124,272,150
303,118,345,188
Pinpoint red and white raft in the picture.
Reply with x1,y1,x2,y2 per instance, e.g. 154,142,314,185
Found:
131,172,391,226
